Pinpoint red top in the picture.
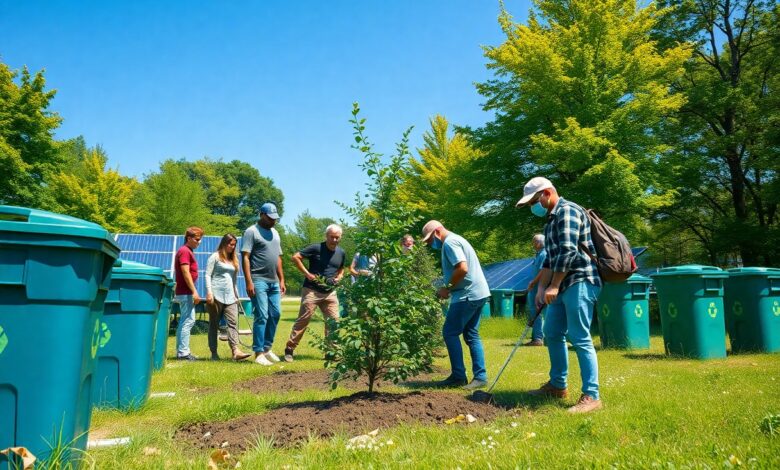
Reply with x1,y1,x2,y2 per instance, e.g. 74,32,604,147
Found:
175,245,198,295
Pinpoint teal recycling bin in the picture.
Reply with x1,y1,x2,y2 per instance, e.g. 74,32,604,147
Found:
651,265,728,359
152,276,175,371
724,268,780,353
94,260,165,409
596,274,652,349
480,299,491,318
0,206,119,462
491,289,515,318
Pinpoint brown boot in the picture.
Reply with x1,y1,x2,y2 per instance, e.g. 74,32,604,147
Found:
232,348,251,361
528,381,568,398
567,394,603,413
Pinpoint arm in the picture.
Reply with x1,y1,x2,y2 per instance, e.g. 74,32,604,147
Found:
242,251,254,297
535,268,552,308
277,255,286,295
544,207,583,304
349,256,360,277
333,266,345,283
180,263,200,304
292,252,317,282
205,254,215,304
437,261,468,299
527,271,544,290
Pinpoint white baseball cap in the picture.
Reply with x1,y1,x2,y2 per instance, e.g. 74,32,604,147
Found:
516,177,554,207
421,220,443,242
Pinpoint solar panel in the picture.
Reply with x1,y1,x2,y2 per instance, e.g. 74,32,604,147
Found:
482,246,648,293
116,233,251,299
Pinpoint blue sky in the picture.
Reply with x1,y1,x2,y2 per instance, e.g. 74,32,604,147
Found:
0,0,531,226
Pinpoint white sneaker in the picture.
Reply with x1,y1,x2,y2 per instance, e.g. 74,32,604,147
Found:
264,351,280,363
255,353,273,366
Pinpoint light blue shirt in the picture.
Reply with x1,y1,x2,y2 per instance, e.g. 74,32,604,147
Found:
441,232,490,303
205,252,238,304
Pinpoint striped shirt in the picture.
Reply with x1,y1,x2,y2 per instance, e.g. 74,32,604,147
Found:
541,197,601,292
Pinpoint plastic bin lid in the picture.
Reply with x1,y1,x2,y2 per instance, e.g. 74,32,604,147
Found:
726,267,780,277
651,264,727,277
112,259,165,277
490,289,515,294
627,274,652,283
0,205,119,246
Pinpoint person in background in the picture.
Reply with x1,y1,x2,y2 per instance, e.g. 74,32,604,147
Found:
421,220,490,390
516,176,603,413
349,252,377,282
174,226,203,361
285,224,346,362
525,234,548,346
241,202,286,366
401,234,415,253
205,234,251,361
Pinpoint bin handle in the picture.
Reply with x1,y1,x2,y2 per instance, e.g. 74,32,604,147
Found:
769,277,780,292
0,206,30,222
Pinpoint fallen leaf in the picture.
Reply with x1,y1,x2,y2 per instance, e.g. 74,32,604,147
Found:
142,447,160,456
445,414,466,425
208,449,232,470
466,414,477,424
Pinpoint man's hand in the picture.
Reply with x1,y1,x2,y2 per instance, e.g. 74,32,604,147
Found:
333,274,343,283
246,281,255,297
305,272,317,282
527,279,537,290
280,281,287,295
544,285,559,305
193,292,201,305
437,287,451,299
206,293,214,305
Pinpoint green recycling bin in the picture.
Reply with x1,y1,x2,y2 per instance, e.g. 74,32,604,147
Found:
651,265,728,359
724,268,780,353
491,289,515,318
596,274,652,349
94,260,166,409
480,299,491,318
152,276,175,371
0,206,119,462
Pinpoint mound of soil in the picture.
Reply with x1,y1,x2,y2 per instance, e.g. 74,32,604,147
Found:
177,390,504,450
234,368,448,394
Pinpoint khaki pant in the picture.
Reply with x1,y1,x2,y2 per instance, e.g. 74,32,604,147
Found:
286,287,339,351
206,300,240,353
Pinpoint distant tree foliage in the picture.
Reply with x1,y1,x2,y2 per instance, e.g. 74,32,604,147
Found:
0,64,63,208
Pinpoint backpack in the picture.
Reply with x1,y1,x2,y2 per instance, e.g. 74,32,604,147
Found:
578,209,637,283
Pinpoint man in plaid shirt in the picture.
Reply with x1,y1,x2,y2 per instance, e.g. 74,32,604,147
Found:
516,177,603,413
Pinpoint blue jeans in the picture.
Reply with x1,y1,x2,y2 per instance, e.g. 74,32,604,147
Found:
443,297,488,382
543,281,601,399
528,285,545,341
250,278,282,353
174,294,196,357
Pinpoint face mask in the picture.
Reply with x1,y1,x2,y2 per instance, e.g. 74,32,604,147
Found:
531,201,547,217
431,237,442,250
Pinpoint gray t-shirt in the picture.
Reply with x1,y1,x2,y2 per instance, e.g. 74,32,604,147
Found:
241,223,282,282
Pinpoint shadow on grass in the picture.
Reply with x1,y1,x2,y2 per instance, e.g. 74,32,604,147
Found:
622,352,687,361
466,389,567,410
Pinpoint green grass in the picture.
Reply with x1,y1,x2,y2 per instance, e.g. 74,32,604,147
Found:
82,299,780,469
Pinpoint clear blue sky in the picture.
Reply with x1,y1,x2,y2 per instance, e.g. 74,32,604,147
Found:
0,0,531,227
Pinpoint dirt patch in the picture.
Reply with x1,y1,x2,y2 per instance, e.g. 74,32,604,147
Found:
234,368,448,394
177,390,504,450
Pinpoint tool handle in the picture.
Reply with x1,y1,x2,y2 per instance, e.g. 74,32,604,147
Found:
485,307,544,394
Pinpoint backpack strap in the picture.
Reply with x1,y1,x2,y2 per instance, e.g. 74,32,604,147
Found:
578,242,598,264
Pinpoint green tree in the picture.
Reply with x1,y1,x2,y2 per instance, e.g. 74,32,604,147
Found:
0,63,63,208
48,144,143,233
136,160,211,234
466,0,691,251
314,104,441,394
652,0,780,265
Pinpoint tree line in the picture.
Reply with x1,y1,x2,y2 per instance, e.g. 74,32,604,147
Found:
2,0,778,269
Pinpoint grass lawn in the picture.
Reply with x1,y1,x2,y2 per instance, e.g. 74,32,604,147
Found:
84,298,780,469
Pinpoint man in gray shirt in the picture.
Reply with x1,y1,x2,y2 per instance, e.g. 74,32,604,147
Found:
241,202,286,366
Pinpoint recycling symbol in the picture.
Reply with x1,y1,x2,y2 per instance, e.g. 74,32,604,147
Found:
733,301,744,317
99,322,112,348
707,302,718,318
0,325,8,356
634,304,643,318
773,301,780,317
90,319,101,358
667,303,678,319
601,304,610,318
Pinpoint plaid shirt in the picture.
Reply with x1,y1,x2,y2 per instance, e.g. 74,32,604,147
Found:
542,197,601,292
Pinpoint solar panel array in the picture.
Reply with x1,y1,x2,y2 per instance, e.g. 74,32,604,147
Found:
115,234,248,298
482,246,648,293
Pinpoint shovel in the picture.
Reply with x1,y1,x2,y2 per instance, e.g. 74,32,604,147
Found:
471,306,544,404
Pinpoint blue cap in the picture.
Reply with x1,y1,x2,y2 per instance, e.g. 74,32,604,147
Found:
260,202,279,219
